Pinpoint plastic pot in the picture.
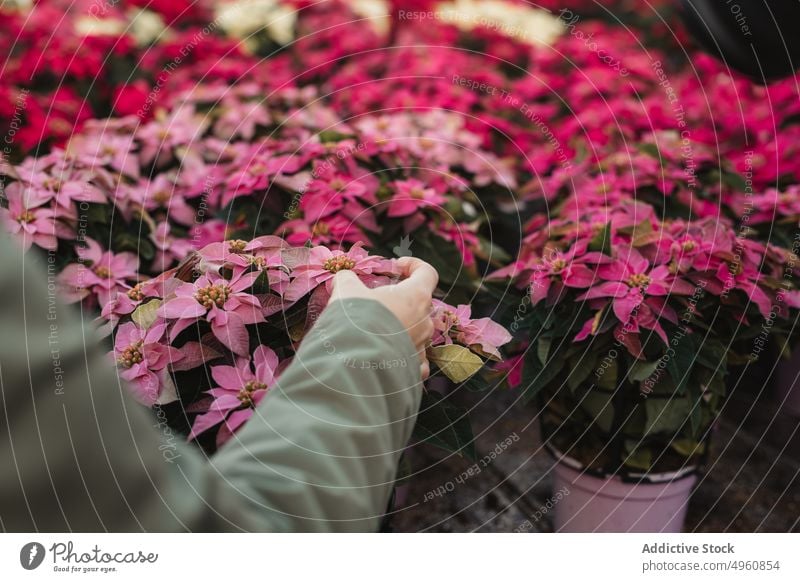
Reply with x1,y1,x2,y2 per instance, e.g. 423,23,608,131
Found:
552,461,697,532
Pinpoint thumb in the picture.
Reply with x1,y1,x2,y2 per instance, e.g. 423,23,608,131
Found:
330,269,369,302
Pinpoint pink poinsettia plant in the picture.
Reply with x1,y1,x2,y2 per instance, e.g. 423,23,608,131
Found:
492,202,800,474
100,238,509,452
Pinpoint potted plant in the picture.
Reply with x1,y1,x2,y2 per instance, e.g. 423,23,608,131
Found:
93,237,510,472
729,184,800,417
492,201,798,531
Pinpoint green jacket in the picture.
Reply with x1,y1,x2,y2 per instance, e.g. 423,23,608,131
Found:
0,236,422,531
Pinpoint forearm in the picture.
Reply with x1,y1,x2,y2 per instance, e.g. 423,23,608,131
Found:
211,298,423,532
0,241,250,531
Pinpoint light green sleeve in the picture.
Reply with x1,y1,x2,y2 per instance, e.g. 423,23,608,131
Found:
0,237,422,532
211,297,423,531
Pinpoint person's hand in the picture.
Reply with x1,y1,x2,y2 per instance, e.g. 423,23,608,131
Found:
329,257,438,379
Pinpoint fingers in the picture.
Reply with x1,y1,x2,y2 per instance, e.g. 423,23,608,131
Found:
329,269,368,303
396,257,439,295
420,358,430,381
418,344,431,381
407,311,434,348
422,314,434,345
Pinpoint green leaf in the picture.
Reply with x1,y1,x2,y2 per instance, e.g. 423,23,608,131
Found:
596,357,618,391
637,142,661,160
317,130,352,143
623,440,652,471
537,337,551,366
695,338,727,369
463,370,491,392
114,230,150,255
579,386,616,433
476,237,512,266
644,396,690,435
131,299,162,330
705,371,726,397
629,359,660,382
671,438,706,458
665,334,696,394
727,351,754,366
251,270,271,294
630,220,660,247
521,353,564,403
721,170,748,192
567,353,596,391
137,240,156,262
413,392,476,460
588,222,612,256
427,345,485,383
410,231,474,303
288,320,305,342
688,388,704,437
86,203,110,225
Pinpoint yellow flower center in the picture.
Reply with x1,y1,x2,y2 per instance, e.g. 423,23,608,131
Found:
48,119,71,134
681,240,696,252
94,265,112,279
549,258,567,274
442,309,460,327
627,273,651,288
127,283,145,301
238,380,267,406
195,284,231,309
330,178,346,191
118,341,144,368
323,255,356,273
152,190,170,205
18,210,35,223
312,222,330,236
249,255,267,268
43,177,62,192
248,163,267,175
409,187,426,200
418,137,435,150
228,239,248,253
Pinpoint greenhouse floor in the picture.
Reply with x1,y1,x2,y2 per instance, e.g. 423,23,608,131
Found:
390,382,800,533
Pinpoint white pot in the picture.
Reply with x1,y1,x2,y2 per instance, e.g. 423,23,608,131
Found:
552,461,697,532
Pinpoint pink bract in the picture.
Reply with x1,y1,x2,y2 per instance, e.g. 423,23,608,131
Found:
112,321,183,406
188,346,279,446
158,267,264,356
